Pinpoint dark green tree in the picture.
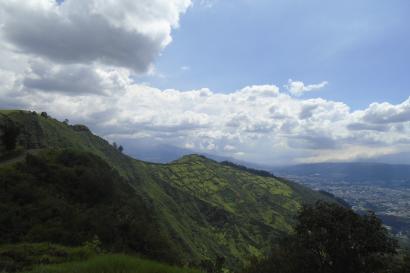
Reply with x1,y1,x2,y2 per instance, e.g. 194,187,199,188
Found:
198,256,225,273
243,202,397,273
2,122,20,150
292,202,397,273
395,251,410,273
118,145,124,153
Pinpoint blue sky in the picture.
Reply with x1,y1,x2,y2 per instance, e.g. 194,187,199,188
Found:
1,0,410,164
147,0,410,110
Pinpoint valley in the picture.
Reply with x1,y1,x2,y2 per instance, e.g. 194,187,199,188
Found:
276,163,410,243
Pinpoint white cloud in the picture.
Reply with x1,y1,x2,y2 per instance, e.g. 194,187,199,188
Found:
0,0,409,165
360,99,410,124
22,60,131,95
196,0,218,8
285,79,328,96
0,0,191,73
2,76,409,165
224,145,236,151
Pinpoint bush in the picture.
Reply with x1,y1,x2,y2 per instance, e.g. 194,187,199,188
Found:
25,254,203,273
243,202,398,273
2,122,20,150
0,243,95,272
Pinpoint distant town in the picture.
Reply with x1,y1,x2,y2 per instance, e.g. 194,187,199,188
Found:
280,174,410,243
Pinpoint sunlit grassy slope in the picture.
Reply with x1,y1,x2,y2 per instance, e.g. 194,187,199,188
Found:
0,110,340,269
24,254,202,273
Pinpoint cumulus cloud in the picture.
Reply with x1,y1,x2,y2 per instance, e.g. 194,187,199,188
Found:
360,99,410,124
0,0,191,96
22,60,131,95
1,76,409,164
285,79,328,96
347,122,390,132
0,0,409,165
0,0,191,73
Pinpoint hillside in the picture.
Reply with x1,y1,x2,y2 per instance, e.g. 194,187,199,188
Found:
0,110,342,270
25,254,203,273
0,149,178,264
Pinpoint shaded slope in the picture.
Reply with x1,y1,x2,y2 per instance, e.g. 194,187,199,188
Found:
0,149,178,264
0,110,137,179
0,110,343,269
25,254,202,273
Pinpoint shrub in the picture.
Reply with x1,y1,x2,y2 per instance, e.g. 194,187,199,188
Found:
243,202,398,273
24,254,203,273
2,122,20,150
0,243,95,272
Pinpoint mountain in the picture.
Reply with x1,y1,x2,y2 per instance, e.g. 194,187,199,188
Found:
0,110,342,270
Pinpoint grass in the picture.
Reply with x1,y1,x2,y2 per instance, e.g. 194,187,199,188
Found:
0,109,23,114
0,243,96,272
24,254,203,273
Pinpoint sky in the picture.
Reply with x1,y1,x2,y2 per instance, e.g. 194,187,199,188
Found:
0,0,409,165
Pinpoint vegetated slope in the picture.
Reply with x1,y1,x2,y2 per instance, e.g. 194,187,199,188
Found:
0,110,342,269
0,149,179,264
25,254,202,273
0,111,138,179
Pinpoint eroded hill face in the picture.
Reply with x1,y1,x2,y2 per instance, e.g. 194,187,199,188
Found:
143,155,302,265
0,110,341,269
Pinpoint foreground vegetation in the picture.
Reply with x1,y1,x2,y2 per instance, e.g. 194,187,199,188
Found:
0,149,180,264
24,254,203,273
242,202,410,273
2,203,409,273
0,242,96,272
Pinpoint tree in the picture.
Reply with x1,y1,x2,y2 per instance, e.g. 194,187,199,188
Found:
112,142,118,149
118,145,124,153
40,112,48,118
63,119,69,125
292,202,397,273
199,256,225,273
243,202,397,273
395,251,410,273
2,122,20,151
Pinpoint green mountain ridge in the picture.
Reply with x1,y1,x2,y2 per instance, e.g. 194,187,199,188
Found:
0,110,342,270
